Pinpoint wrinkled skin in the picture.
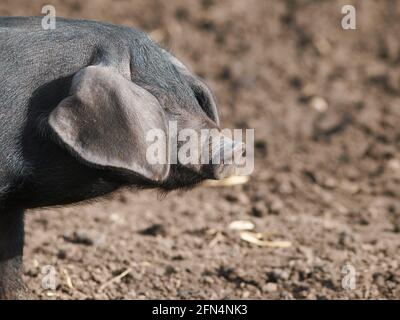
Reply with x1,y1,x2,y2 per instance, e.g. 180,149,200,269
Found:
0,17,234,299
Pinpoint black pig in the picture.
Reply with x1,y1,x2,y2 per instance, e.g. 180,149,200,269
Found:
0,17,244,299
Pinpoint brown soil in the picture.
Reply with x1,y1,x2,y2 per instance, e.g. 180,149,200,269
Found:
2,0,400,299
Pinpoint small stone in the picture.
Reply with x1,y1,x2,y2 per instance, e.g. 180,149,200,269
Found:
203,276,215,284
279,181,293,195
63,230,95,246
262,283,278,293
341,181,360,194
138,224,167,237
269,198,284,214
251,201,266,217
266,269,290,282
255,139,268,157
388,159,400,171
310,96,328,112
313,111,351,139
373,273,386,287
224,193,239,202
57,249,67,260
324,177,337,189
366,62,388,82
165,265,177,276
338,231,355,249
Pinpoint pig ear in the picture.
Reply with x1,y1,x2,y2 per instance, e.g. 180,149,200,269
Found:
48,65,169,182
165,50,220,126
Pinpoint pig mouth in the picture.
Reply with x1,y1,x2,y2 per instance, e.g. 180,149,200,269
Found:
155,142,247,191
157,164,208,192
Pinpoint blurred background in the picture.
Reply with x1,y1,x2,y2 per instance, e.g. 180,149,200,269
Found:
1,0,400,299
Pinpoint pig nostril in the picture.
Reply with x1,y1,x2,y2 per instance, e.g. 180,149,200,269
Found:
234,143,246,159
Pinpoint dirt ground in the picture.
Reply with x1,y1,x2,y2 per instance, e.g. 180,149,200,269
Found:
1,0,400,299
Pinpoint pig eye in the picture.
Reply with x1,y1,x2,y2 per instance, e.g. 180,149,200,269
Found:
191,83,219,125
194,88,208,110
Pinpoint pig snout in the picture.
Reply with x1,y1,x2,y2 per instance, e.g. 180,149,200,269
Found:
210,136,246,180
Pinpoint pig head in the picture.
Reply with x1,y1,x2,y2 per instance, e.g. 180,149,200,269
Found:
0,18,243,209
0,17,245,299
